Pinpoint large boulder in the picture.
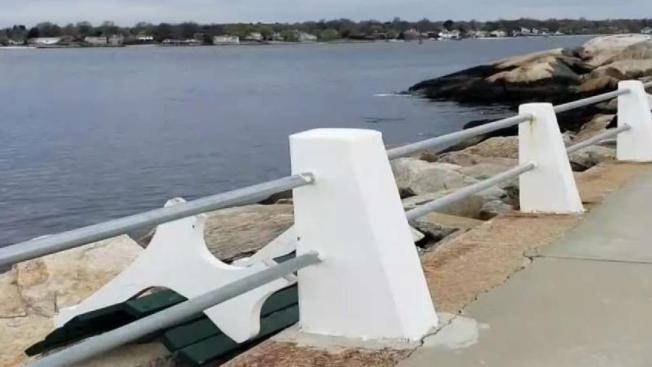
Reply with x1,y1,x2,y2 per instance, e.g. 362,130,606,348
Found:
409,34,652,106
391,158,475,196
580,34,652,66
408,48,592,104
0,236,172,367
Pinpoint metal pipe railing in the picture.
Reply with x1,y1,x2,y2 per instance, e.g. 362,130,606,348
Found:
406,163,536,222
553,89,629,114
0,173,315,269
387,113,533,160
28,252,322,367
566,125,631,154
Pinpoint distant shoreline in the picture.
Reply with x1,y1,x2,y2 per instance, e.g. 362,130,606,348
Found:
0,34,599,50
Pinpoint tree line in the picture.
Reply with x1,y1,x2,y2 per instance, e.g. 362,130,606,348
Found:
2,18,652,45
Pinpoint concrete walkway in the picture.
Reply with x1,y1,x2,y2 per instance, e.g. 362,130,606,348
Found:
400,168,652,367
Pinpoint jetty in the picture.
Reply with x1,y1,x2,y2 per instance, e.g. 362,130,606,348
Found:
1,76,652,365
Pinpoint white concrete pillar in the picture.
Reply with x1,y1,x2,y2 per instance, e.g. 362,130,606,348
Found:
290,129,437,342
519,103,584,214
617,80,652,162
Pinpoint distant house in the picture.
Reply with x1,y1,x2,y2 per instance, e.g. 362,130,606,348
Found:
468,30,488,38
84,36,108,46
136,34,155,42
244,32,263,42
438,30,461,40
108,34,124,46
641,27,652,35
298,32,318,42
27,37,61,46
489,30,507,38
402,28,420,41
213,35,240,45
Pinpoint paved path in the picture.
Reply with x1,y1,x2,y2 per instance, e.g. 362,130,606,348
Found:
400,168,652,367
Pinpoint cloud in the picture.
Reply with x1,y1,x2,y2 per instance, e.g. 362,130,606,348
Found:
0,0,650,27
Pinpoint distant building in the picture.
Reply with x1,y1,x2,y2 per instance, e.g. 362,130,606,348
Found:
298,32,318,42
468,30,488,38
402,28,420,41
213,35,240,45
136,34,155,42
161,39,202,46
27,37,61,46
438,30,461,40
108,34,124,46
642,27,652,35
84,36,108,46
489,30,507,38
244,32,263,42
271,32,284,41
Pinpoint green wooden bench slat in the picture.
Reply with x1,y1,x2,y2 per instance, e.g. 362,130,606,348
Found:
177,305,299,366
25,289,186,356
123,289,187,317
25,303,133,356
162,285,298,351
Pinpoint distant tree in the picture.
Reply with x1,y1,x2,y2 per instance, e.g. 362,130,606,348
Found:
26,27,40,39
319,28,340,41
154,23,174,41
280,29,299,42
76,22,93,37
443,20,455,31
36,22,61,37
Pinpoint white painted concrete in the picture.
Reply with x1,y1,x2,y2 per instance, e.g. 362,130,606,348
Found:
617,81,652,162
56,198,292,343
518,103,584,213
290,128,438,342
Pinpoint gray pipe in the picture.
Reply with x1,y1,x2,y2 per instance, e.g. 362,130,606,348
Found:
28,252,322,367
566,125,631,154
406,163,536,222
553,89,630,114
387,113,533,160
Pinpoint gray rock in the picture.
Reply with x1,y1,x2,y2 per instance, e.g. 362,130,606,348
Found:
403,185,507,219
479,200,514,220
437,151,518,168
460,137,519,159
204,204,294,262
569,145,616,171
391,158,473,196
574,114,615,142
413,213,484,244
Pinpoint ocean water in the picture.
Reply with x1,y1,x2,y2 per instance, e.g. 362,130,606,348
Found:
0,36,593,245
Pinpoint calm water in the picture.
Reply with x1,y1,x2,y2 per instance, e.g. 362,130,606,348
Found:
0,36,592,246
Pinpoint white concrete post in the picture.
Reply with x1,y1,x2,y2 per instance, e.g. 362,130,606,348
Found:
519,103,584,213
617,80,652,162
290,129,438,342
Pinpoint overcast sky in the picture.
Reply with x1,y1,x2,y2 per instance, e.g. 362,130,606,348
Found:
1,0,650,27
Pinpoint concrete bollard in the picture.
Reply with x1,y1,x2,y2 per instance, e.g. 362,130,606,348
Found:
617,80,652,162
290,128,438,342
519,103,584,214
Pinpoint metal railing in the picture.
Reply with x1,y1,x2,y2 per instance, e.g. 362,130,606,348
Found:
15,79,652,367
0,173,314,268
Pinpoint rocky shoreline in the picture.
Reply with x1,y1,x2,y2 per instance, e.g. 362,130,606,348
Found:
1,34,649,367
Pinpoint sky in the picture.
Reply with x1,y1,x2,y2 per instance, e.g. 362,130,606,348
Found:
1,0,650,27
